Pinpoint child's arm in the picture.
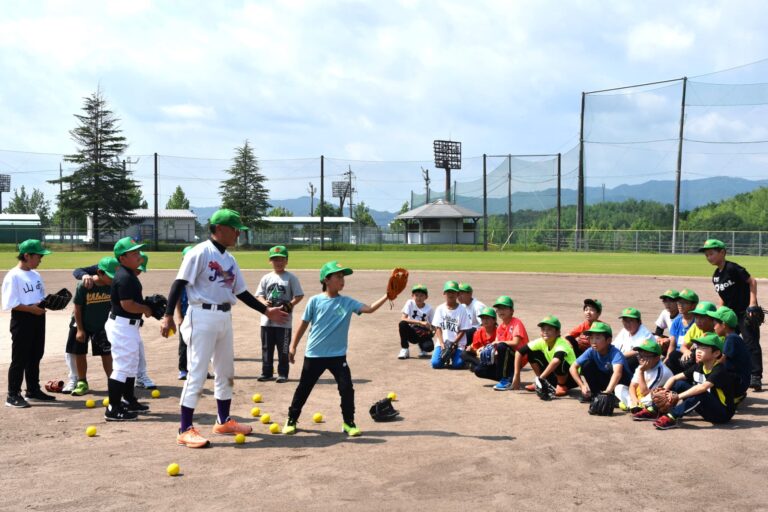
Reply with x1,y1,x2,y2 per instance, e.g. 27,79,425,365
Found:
13,304,46,315
663,372,686,390
511,351,524,389
676,381,712,400
538,356,561,380
74,304,86,342
434,327,444,349
629,381,640,406
604,364,624,394
666,335,677,358
359,294,389,314
570,362,588,395
288,320,310,364
174,301,184,327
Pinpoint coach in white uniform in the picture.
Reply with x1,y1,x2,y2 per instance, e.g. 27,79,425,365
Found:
161,209,287,448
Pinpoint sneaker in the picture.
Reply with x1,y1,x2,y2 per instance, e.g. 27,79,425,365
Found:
178,371,188,380
71,380,90,397
177,426,210,448
418,350,430,358
579,392,592,403
276,375,288,383
104,405,139,422
342,422,362,437
654,414,678,430
257,375,275,382
398,348,410,360
25,389,55,402
524,383,536,392
494,378,512,391
135,376,157,390
5,393,30,408
282,418,298,435
62,381,77,394
212,418,253,435
122,399,150,414
555,385,568,397
618,402,629,412
632,408,659,421
751,376,762,392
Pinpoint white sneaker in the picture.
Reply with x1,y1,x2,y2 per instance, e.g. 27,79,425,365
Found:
62,380,77,394
398,348,410,360
135,375,157,389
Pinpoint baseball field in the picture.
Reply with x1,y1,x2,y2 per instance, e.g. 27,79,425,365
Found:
0,251,766,511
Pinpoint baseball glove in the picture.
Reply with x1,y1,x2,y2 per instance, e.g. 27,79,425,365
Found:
40,288,73,310
268,300,293,314
479,344,495,366
747,306,766,329
588,393,616,416
439,342,456,368
45,380,64,393
650,387,679,415
535,376,557,401
144,294,168,320
386,268,409,301
369,397,400,422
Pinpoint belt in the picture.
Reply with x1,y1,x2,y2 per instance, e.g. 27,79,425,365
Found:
109,312,144,326
202,303,231,312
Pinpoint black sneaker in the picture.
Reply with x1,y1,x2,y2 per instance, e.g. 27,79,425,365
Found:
104,405,139,421
751,376,762,392
122,399,150,414
25,389,55,402
5,393,30,408
276,376,288,383
257,375,275,382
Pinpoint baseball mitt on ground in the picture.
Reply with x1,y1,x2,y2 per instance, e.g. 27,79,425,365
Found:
386,268,409,300
650,387,679,414
144,294,168,320
40,288,73,310
588,393,616,416
535,376,556,401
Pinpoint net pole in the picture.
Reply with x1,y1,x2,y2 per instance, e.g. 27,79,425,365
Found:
507,155,512,235
320,155,324,251
557,153,562,252
483,154,488,251
672,77,688,254
154,152,159,249
577,92,586,250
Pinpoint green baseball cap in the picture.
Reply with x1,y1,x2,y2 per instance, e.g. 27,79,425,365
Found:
584,298,603,312
182,245,194,257
458,282,473,293
478,306,496,319
443,280,459,293
707,306,738,329
269,245,288,259
97,256,120,279
635,338,662,356
319,260,353,283
411,284,428,294
209,209,249,231
677,289,699,303
493,295,514,309
659,289,680,300
114,237,146,257
618,307,641,320
584,321,612,337
699,239,726,252
138,252,149,272
537,315,561,330
692,332,724,352
18,239,51,256
691,301,717,316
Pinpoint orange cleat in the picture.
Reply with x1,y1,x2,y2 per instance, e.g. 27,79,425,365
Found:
177,426,211,448
524,383,536,392
555,385,569,397
212,418,253,436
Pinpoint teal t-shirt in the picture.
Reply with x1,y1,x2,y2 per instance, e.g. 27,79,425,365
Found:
302,294,363,358
72,282,112,333
527,336,577,366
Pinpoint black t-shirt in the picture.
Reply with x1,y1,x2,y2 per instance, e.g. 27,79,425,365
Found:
111,264,143,320
712,261,751,315
683,361,736,415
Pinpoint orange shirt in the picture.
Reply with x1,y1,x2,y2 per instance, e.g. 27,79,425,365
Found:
569,320,592,338
497,317,530,365
471,326,496,351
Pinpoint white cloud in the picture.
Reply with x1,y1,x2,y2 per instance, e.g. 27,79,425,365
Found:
626,22,695,61
160,104,216,120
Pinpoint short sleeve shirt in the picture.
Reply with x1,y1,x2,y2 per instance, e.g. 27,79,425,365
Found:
681,323,705,348
471,327,496,351
73,282,112,332
669,315,694,349
432,303,472,346
713,261,751,315
257,270,304,327
461,298,487,328
612,324,655,353
569,320,592,338
523,336,576,366
2,267,45,310
576,345,632,376
655,310,675,331
302,294,363,358
401,299,434,324
631,361,673,389
111,265,143,320
683,361,736,414
723,333,752,392
177,240,247,306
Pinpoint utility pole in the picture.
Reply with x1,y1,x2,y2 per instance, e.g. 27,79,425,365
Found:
59,163,64,242
343,166,355,219
307,182,316,215
421,167,431,204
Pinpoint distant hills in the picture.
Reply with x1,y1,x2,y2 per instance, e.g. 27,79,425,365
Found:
191,177,768,227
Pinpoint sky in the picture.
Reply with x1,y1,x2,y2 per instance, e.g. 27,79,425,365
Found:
2,0,768,212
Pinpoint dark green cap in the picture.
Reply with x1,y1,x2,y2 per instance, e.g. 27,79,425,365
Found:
699,239,726,252
692,332,724,351
443,281,459,293
269,245,288,259
707,306,738,329
659,289,680,300
114,237,146,257
537,315,561,330
97,256,119,279
458,282,473,293
691,301,717,316
478,306,496,319
209,209,249,231
584,321,612,337
411,284,428,294
635,338,662,356
618,307,641,320
319,260,352,283
677,289,699,303
584,298,603,312
18,239,51,256
138,251,149,272
493,295,514,309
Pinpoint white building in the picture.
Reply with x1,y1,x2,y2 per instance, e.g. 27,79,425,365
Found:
396,199,480,245
87,209,198,243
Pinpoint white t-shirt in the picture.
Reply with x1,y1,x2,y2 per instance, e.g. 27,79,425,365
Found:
432,303,472,347
401,299,434,324
631,361,674,389
655,310,676,331
461,298,487,328
256,270,304,327
2,266,45,310
612,324,655,353
177,240,247,306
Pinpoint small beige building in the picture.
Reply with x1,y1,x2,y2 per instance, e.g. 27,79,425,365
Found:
87,209,198,243
396,199,480,245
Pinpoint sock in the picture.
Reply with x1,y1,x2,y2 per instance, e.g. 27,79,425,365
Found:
180,406,194,432
123,377,136,402
216,399,231,424
107,379,124,411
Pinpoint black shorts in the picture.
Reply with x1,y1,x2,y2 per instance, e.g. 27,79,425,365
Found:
65,325,111,356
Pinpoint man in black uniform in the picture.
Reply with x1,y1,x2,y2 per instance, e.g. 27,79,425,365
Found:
700,239,761,391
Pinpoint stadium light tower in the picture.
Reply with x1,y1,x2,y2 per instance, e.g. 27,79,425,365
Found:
0,174,10,211
433,140,461,203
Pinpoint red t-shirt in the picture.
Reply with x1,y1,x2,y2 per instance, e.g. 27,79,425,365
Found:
569,320,592,338
497,317,530,365
471,327,496,351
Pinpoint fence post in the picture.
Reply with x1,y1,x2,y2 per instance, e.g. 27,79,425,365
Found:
732,231,736,255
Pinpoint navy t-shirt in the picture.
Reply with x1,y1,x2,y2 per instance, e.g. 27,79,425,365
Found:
723,332,751,393
110,265,143,320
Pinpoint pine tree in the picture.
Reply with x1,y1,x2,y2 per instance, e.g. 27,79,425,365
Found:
219,140,270,226
49,89,139,247
166,185,190,209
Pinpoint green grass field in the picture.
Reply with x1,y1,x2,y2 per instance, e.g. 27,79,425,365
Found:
6,250,767,277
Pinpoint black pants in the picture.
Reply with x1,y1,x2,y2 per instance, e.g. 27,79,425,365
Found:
288,356,354,423
580,358,631,394
528,350,578,388
738,314,762,379
178,331,187,372
474,343,515,381
8,310,46,394
666,350,695,375
261,326,292,378
398,321,434,351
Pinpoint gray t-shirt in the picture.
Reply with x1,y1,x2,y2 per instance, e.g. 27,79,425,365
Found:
256,270,304,327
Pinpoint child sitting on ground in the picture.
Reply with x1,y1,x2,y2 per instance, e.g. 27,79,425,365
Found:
709,306,752,404
612,307,655,374
617,338,673,418
654,289,679,353
474,296,529,391
569,322,632,403
461,306,497,371
431,281,471,369
566,298,602,356
512,315,577,397
398,284,435,360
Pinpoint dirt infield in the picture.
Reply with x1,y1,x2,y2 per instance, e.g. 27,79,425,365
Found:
1,269,766,511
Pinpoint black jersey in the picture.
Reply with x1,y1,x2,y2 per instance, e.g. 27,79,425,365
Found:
110,264,143,320
712,261,751,315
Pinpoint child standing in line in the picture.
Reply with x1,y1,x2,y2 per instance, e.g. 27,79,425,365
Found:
430,281,471,369
282,261,388,437
256,245,304,383
397,284,435,360
2,240,53,408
